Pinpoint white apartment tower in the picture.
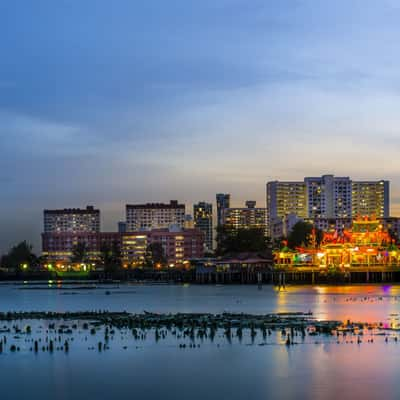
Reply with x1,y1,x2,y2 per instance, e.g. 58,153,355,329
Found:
352,181,389,218
43,206,100,233
267,175,389,236
266,181,307,234
304,175,352,219
126,201,186,232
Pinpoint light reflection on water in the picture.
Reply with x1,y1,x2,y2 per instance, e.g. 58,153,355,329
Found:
275,284,400,323
2,283,400,400
3,282,400,320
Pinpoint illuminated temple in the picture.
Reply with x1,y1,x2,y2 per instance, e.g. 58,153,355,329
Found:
275,217,400,269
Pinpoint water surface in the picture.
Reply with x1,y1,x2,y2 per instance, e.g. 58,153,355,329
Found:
1,283,400,400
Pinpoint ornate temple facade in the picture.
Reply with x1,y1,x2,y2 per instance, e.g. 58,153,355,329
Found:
275,217,400,269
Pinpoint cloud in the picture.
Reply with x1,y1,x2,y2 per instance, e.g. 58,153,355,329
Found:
2,0,400,252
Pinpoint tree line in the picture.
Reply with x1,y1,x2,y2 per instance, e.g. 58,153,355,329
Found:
215,221,324,255
0,240,169,277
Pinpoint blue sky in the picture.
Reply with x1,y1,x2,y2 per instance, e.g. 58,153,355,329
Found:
2,0,400,252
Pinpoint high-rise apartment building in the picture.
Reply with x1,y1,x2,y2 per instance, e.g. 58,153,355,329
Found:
223,201,267,234
304,175,352,219
193,202,213,252
266,181,307,234
352,181,389,218
126,201,185,232
216,194,230,227
43,206,100,233
267,175,390,236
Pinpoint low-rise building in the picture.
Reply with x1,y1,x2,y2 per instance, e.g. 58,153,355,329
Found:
41,232,121,264
42,226,205,269
121,233,148,266
184,215,195,229
121,227,205,267
270,213,302,239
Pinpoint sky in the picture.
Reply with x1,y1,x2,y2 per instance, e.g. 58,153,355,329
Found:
2,0,400,253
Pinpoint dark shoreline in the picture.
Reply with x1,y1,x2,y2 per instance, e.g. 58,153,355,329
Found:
2,268,400,285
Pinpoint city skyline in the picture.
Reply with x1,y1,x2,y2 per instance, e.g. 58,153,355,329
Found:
1,173,396,254
3,1,400,252
1,174,398,253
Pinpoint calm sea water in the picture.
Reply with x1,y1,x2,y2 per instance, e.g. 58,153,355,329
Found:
2,283,400,400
